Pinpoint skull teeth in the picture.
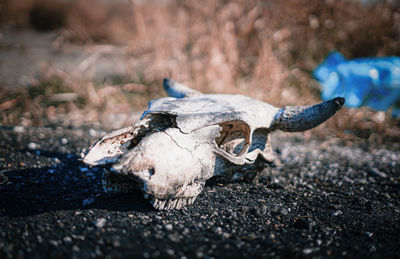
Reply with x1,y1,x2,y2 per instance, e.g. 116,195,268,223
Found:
150,197,196,210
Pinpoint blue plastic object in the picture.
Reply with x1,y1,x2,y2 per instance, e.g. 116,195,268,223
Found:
313,51,400,117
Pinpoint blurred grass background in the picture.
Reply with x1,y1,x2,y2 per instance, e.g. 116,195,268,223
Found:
0,0,399,143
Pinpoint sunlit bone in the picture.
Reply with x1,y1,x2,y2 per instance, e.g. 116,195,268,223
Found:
83,78,344,210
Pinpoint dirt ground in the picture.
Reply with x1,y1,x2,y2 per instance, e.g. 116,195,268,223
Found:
0,124,399,258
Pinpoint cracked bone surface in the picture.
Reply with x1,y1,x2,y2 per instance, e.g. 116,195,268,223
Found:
83,78,345,210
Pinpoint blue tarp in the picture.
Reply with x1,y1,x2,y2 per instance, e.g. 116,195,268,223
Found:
313,51,400,117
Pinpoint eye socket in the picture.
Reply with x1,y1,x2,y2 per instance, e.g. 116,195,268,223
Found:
215,121,251,157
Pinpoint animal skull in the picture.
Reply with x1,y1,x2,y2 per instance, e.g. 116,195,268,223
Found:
83,78,344,210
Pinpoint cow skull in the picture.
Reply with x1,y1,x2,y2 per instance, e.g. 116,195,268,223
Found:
83,78,344,210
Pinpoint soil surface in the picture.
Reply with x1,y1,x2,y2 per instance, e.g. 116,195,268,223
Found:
0,124,399,258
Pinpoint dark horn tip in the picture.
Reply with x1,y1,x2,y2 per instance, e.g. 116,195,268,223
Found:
332,97,345,109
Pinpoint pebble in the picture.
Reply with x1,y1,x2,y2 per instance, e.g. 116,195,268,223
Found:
0,172,8,184
82,197,95,206
63,236,72,243
61,138,68,144
88,129,97,137
260,205,268,215
166,249,174,256
165,224,173,231
196,251,204,258
13,126,24,133
365,232,374,238
79,167,89,173
27,142,38,150
49,240,58,247
369,168,388,178
93,218,107,228
303,248,314,255
112,240,121,247
168,233,181,242
331,210,342,217
269,232,276,239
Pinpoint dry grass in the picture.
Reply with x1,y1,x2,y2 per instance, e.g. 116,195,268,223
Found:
1,0,399,142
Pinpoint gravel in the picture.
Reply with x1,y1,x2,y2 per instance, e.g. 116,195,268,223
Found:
0,124,399,258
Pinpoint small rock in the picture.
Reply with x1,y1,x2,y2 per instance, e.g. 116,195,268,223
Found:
365,231,374,238
49,240,58,247
13,126,25,133
166,249,174,256
79,167,89,173
112,240,121,247
27,142,38,150
303,248,313,255
168,233,181,242
82,197,95,206
196,251,204,258
259,205,267,216
61,138,68,145
51,157,61,164
93,218,107,228
72,235,85,240
369,168,388,178
269,232,275,240
63,236,72,243
165,224,173,231
331,210,342,217
0,172,8,184
89,129,97,137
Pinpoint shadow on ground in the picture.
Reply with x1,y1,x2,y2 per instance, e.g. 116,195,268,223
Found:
0,149,153,217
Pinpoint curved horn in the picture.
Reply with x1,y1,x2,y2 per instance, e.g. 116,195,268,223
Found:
271,97,345,132
163,78,202,98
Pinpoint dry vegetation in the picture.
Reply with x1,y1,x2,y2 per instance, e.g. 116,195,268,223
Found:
1,0,400,143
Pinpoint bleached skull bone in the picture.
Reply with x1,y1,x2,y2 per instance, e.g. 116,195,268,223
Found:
83,78,344,210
